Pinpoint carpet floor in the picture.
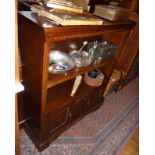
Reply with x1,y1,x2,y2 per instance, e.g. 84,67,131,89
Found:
20,77,139,155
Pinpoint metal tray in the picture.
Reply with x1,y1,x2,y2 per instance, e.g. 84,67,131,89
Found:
49,50,75,73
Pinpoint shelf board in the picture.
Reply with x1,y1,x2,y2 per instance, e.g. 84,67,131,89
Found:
47,58,114,89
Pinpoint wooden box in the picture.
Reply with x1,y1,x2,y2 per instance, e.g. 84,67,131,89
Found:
94,4,130,21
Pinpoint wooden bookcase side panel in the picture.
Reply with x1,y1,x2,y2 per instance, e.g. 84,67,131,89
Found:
18,14,46,138
116,14,139,77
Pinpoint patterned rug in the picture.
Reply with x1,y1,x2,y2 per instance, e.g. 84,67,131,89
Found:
20,77,139,155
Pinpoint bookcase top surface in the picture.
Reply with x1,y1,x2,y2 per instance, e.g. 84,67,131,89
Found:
18,11,135,31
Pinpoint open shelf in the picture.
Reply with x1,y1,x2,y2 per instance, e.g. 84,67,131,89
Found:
47,58,114,88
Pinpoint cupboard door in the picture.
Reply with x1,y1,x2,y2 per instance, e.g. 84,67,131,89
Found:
48,107,72,134
84,87,104,112
70,98,85,118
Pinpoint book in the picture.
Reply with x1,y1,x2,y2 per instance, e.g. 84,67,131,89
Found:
44,0,83,13
31,5,103,26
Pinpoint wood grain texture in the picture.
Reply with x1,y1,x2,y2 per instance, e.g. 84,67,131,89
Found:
121,0,139,12
16,0,21,154
118,128,139,155
15,96,20,155
16,0,20,83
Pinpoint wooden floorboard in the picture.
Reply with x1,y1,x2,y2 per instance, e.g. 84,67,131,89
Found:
118,128,139,155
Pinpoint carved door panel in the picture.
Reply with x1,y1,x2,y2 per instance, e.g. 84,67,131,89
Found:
70,98,85,118
83,85,104,113
48,107,72,134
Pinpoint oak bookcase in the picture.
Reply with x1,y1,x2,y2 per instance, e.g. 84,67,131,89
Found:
18,11,134,151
